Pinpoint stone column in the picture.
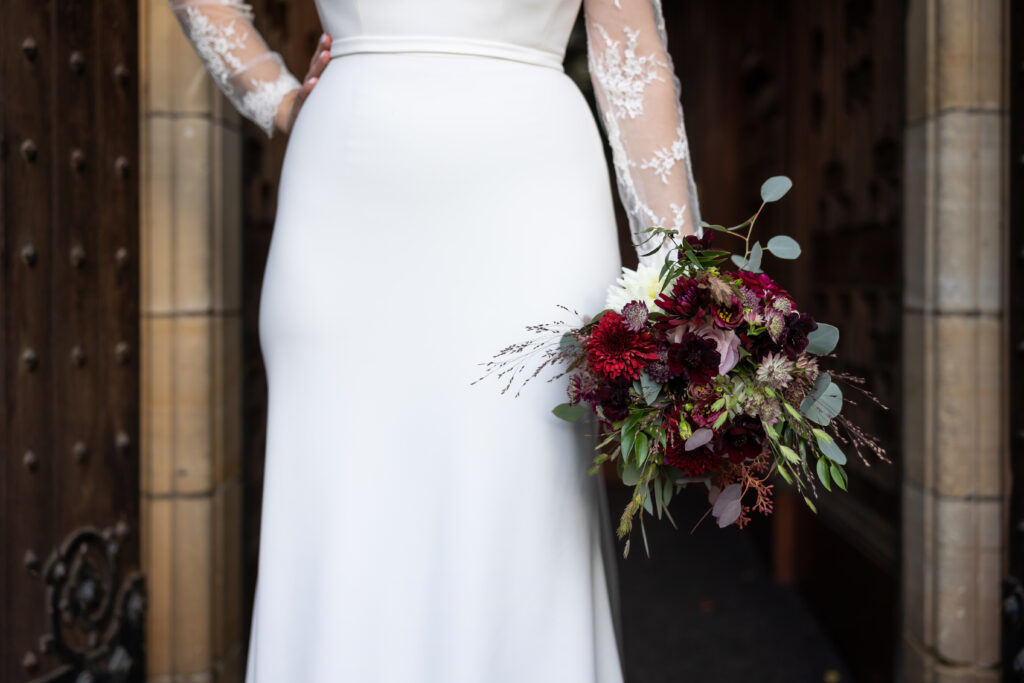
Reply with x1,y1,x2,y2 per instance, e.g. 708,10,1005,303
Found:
139,0,245,680
902,0,1009,681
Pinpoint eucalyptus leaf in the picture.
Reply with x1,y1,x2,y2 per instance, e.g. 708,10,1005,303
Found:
621,460,642,486
640,371,662,405
731,254,748,269
760,175,793,203
716,499,742,527
712,483,743,518
747,242,764,272
765,235,801,259
799,374,843,426
707,484,721,506
816,432,847,465
642,487,653,516
552,403,588,422
805,323,840,355
685,427,714,451
559,332,581,354
654,475,665,519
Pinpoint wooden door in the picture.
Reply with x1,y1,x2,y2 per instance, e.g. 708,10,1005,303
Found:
0,1,144,680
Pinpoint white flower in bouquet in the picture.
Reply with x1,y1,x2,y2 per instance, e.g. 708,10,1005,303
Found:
604,262,673,314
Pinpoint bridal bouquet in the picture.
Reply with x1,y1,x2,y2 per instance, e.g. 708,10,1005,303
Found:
474,177,889,557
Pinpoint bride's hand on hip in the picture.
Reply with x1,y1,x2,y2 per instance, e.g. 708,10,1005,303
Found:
275,33,333,136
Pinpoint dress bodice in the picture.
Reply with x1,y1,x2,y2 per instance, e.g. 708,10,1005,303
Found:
168,0,703,266
314,0,583,66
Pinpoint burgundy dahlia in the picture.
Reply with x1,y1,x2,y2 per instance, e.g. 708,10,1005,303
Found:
588,379,631,423
663,438,721,476
714,414,767,463
654,277,709,326
732,270,791,301
666,333,720,385
780,311,817,359
684,231,714,251
585,310,659,381
739,323,780,363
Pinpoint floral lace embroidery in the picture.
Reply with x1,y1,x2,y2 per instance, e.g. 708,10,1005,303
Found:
243,66,302,138
182,6,248,92
585,0,703,267
170,0,300,138
639,123,690,184
589,24,668,120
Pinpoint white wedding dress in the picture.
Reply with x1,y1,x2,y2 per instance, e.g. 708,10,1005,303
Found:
168,1,701,680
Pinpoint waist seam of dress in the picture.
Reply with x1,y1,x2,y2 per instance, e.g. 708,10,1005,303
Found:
328,34,565,71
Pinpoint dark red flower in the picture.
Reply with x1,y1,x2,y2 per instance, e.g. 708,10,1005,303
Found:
654,277,709,327
661,404,721,476
780,312,817,359
731,270,791,301
666,333,720,385
711,294,744,329
684,231,714,251
739,323,781,363
587,378,632,423
585,310,659,382
714,414,767,463
664,440,721,476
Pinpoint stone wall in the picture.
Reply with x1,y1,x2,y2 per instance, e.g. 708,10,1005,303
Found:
139,0,245,680
902,0,1010,680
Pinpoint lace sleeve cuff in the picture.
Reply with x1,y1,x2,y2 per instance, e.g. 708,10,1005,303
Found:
169,0,303,138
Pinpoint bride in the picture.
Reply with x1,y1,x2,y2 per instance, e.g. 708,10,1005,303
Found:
168,0,700,680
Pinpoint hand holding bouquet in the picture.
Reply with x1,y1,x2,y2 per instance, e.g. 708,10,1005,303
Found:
475,177,889,558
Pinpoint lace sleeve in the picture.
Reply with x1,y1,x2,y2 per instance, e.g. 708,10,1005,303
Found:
167,0,302,138
583,0,702,267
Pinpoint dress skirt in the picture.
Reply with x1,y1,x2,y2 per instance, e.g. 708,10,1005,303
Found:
248,49,626,682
